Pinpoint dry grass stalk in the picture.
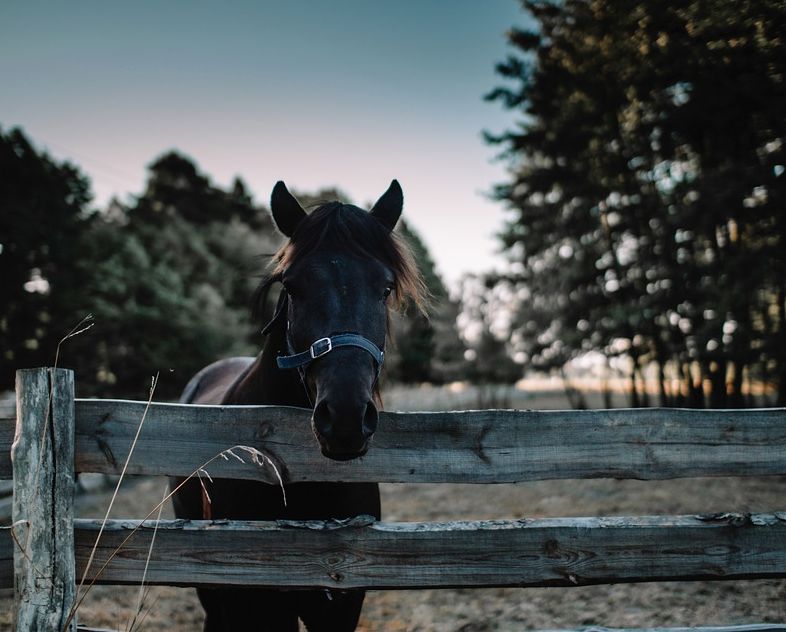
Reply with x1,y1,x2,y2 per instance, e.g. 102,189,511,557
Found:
64,442,286,631
75,373,159,596
53,313,95,370
63,372,159,631
223,446,287,506
126,483,167,632
1,519,46,577
26,314,95,557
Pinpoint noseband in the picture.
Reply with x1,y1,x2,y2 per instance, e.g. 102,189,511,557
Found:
277,333,385,375
263,292,385,388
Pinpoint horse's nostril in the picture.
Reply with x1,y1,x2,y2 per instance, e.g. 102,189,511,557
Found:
313,398,377,452
362,401,378,440
312,400,334,440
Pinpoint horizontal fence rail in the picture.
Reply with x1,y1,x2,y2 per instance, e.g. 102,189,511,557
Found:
4,370,786,631
536,628,786,632
61,512,786,589
0,405,13,480
3,400,786,483
0,523,11,588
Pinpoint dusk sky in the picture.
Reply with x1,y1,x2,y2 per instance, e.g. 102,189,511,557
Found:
1,1,533,284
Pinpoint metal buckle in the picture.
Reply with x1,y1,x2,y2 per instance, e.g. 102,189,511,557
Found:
310,337,333,359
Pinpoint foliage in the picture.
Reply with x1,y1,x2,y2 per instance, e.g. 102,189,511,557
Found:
387,219,467,383
0,133,281,398
487,0,786,406
457,275,521,386
1,134,458,397
0,127,94,387
68,152,281,398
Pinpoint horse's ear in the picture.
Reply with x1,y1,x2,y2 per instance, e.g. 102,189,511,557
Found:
370,179,403,231
270,181,306,237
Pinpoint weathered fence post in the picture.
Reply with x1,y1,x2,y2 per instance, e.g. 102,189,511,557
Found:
12,368,76,631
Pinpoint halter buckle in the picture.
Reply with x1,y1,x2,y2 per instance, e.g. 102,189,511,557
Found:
310,337,333,359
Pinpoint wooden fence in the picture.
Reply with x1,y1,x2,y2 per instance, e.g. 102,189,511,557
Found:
1,367,785,631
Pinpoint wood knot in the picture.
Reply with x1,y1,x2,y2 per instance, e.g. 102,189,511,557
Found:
328,572,344,582
544,539,560,557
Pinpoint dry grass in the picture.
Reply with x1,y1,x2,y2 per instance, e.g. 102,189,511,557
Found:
62,440,286,632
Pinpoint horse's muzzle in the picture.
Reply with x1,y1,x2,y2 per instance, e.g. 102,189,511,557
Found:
311,398,378,460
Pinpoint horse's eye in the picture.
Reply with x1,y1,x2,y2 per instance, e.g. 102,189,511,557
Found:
383,286,393,300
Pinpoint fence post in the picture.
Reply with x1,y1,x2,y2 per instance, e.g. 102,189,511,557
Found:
13,368,76,631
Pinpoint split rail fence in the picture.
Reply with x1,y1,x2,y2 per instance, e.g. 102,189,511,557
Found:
1,367,785,631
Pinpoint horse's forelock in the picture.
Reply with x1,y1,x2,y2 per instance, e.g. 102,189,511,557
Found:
266,202,428,315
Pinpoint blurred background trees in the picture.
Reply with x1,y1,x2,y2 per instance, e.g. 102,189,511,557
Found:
0,127,463,398
67,151,281,398
3,0,785,406
0,128,94,388
486,0,786,406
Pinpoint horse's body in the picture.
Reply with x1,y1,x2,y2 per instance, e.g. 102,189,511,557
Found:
172,180,422,631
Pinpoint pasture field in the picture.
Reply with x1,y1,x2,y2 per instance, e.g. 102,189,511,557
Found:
1,384,784,631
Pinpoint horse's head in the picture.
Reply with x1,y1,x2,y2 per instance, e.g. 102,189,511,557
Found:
263,180,424,461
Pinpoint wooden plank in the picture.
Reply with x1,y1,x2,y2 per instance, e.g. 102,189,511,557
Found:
72,400,786,482
0,526,11,590
13,368,77,631
0,495,12,523
73,512,786,589
0,412,14,480
68,625,786,632
539,627,786,632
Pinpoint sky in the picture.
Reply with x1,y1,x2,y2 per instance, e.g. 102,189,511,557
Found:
1,1,532,285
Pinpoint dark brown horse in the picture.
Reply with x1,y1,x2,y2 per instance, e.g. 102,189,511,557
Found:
171,180,424,631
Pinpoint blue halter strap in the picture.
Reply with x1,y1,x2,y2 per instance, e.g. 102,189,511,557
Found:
276,333,385,376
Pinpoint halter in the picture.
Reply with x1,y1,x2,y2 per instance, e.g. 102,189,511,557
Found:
263,292,386,391
277,333,385,375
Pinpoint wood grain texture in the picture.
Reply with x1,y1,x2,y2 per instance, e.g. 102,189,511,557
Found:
539,627,786,632
71,512,786,589
72,400,786,482
12,368,77,631
0,527,11,590
0,410,14,480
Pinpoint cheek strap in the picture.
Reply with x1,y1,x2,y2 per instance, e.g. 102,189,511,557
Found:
261,292,288,336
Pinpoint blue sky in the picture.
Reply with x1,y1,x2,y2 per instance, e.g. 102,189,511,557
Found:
1,1,532,284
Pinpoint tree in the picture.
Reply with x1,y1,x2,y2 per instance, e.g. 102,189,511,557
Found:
388,220,465,384
457,275,521,406
65,152,281,398
487,0,786,406
0,127,94,388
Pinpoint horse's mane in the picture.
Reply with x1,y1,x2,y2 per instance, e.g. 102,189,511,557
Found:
254,201,428,319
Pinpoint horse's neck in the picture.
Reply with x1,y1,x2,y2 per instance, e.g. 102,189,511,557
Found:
223,326,311,407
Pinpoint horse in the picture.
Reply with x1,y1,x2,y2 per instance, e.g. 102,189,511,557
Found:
171,179,425,631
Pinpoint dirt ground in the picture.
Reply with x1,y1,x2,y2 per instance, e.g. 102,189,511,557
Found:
2,386,785,630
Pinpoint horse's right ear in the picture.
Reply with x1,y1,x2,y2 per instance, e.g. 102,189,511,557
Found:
370,179,403,231
270,181,306,238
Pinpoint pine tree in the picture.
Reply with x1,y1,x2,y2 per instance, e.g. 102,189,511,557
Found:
487,0,786,406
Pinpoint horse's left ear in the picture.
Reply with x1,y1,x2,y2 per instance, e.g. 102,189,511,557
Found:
270,181,307,238
370,179,403,231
